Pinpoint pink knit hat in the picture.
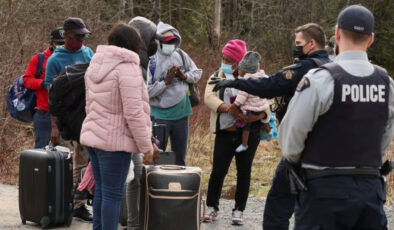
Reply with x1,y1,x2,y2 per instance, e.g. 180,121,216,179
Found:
222,39,247,63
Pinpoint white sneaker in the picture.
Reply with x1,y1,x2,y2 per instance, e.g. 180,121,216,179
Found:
231,209,244,225
203,206,218,222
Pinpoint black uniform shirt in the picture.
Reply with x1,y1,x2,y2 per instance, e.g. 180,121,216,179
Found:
232,50,330,99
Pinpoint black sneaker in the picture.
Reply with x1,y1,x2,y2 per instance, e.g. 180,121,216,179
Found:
73,205,93,222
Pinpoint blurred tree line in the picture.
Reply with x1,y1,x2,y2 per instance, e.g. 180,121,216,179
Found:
0,0,393,124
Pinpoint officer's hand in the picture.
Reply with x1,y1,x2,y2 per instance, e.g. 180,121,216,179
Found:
208,78,234,92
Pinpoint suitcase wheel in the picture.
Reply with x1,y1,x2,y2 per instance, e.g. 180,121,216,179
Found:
40,216,50,229
21,219,26,225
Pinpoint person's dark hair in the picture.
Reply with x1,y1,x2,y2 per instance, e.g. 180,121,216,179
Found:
295,23,326,48
340,29,370,44
107,22,141,53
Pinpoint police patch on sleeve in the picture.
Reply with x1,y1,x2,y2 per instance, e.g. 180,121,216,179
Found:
283,70,294,80
296,77,310,92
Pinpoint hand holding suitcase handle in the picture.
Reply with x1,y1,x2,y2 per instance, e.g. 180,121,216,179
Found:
143,150,153,165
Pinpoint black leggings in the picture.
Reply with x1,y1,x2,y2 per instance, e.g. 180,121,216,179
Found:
206,123,261,211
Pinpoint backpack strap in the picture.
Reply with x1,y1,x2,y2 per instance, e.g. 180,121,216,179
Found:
35,52,45,79
176,48,188,72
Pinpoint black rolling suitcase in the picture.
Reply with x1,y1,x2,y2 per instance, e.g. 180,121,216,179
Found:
139,165,202,230
152,123,176,165
19,147,74,228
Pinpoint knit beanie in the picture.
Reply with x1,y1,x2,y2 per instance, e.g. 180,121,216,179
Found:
238,51,261,74
222,39,247,63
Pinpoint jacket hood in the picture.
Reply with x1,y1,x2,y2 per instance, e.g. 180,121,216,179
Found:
128,16,158,69
89,45,140,83
157,22,182,53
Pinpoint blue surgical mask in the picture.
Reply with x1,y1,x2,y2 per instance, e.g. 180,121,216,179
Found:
329,55,335,61
221,63,234,74
161,44,176,56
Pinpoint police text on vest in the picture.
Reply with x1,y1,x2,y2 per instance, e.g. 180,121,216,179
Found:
342,84,385,102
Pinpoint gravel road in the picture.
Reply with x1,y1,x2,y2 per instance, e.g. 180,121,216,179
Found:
0,184,392,229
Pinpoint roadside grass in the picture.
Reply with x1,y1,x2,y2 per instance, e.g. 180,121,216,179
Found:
186,126,394,204
0,116,392,205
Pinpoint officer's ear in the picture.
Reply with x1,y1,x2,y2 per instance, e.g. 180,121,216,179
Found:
309,39,316,50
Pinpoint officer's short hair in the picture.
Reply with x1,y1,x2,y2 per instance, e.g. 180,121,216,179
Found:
295,23,326,48
340,29,371,44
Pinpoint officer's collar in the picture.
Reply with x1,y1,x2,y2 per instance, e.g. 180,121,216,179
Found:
307,50,328,58
335,50,369,62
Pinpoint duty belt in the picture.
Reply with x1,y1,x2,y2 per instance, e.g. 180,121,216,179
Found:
305,168,380,180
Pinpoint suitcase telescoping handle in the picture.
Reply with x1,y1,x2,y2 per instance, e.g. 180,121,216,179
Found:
159,165,186,170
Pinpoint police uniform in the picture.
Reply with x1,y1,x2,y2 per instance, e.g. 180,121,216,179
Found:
279,5,394,229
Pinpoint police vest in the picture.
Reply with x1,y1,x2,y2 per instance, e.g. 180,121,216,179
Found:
302,63,389,167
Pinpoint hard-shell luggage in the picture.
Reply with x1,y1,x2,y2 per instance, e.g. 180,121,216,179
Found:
19,147,74,228
152,123,176,165
139,165,202,230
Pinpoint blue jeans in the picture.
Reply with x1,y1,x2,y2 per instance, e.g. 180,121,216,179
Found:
33,110,51,148
155,117,189,166
86,147,131,230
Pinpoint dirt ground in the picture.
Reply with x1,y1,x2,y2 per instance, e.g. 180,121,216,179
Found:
1,184,393,230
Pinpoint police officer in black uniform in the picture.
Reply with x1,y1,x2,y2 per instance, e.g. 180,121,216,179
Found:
210,23,330,230
279,5,394,229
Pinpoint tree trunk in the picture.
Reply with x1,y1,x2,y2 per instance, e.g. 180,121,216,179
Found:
169,0,172,25
213,0,221,47
119,0,126,19
128,0,134,18
154,0,161,24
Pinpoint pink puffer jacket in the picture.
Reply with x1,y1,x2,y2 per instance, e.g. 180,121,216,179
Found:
234,70,270,112
80,45,152,154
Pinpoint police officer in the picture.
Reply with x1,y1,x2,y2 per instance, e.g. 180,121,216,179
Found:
279,5,394,229
210,23,330,230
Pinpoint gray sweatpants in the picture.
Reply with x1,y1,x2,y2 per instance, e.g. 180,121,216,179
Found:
125,153,144,230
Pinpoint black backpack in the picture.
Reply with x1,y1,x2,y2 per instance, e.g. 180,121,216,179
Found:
49,63,89,141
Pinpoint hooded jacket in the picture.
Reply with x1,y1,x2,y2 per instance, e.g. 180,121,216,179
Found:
43,45,93,90
128,16,159,81
80,45,152,154
23,48,53,111
147,22,202,109
234,70,270,112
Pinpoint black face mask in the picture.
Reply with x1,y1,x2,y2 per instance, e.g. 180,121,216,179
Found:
147,42,158,57
293,45,307,60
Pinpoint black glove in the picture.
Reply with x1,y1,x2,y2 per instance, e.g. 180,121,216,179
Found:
208,77,235,91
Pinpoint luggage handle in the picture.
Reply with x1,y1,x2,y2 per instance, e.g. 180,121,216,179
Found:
159,165,186,170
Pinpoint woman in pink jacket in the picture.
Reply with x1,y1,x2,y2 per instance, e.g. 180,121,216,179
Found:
80,23,153,230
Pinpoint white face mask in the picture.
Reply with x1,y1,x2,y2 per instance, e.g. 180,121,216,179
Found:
161,44,176,56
